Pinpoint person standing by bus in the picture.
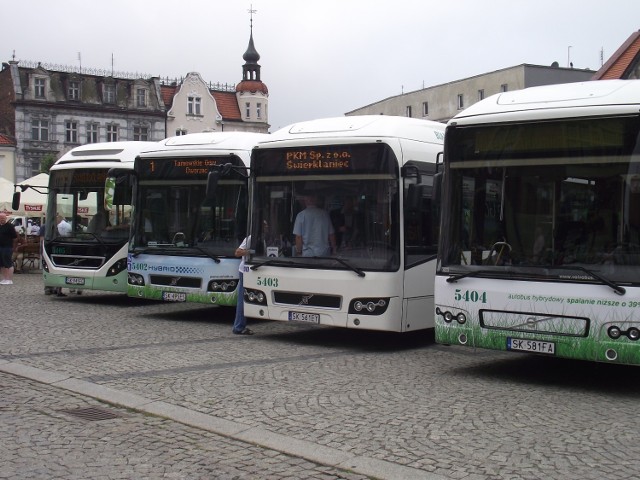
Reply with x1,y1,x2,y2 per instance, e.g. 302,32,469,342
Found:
232,236,254,335
0,213,17,285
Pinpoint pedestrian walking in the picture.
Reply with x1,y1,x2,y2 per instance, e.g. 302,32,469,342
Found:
0,213,17,285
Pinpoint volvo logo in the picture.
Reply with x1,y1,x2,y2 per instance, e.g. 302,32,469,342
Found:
299,294,314,305
169,277,181,287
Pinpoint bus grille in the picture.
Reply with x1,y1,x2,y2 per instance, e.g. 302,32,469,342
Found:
149,275,202,289
52,255,105,269
273,291,341,309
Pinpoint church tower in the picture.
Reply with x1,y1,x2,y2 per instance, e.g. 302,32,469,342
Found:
235,8,269,130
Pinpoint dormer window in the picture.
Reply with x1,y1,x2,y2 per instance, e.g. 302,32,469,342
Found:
136,88,147,107
68,81,80,100
34,78,45,98
104,84,116,104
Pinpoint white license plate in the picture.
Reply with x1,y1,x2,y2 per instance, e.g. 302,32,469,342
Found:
162,292,186,302
65,277,86,285
507,337,555,355
288,311,320,324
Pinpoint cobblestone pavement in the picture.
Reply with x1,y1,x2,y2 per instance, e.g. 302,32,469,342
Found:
2,272,640,479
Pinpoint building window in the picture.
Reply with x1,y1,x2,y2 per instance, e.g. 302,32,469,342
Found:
422,102,429,117
187,96,201,115
406,106,412,117
133,126,149,141
34,78,46,98
176,128,187,136
501,84,508,92
31,119,49,141
69,81,80,100
65,121,78,143
107,124,118,142
87,123,99,143
136,88,147,107
478,89,485,101
104,84,116,103
457,94,464,110
245,102,251,118
256,102,262,119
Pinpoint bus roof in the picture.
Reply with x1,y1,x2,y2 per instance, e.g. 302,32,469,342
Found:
55,141,160,166
259,115,445,146
450,79,640,125
158,131,268,150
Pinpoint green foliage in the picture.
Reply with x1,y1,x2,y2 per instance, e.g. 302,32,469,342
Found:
40,153,57,174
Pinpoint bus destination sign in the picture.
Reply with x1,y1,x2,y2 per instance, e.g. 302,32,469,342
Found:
138,157,238,179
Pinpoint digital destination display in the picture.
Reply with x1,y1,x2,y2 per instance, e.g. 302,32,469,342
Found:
253,144,395,176
136,156,243,179
51,169,109,188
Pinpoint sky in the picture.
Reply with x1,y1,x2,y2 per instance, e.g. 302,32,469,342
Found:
3,1,640,132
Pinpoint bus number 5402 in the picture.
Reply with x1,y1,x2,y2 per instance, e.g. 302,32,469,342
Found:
455,289,487,303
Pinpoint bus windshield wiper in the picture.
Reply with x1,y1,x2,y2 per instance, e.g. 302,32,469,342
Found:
190,245,222,263
446,269,499,283
313,256,366,277
250,258,296,270
554,265,626,296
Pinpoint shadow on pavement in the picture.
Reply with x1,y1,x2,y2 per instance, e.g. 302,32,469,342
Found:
260,324,436,353
453,354,640,396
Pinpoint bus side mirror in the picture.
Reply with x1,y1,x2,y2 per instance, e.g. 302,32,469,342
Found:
11,191,20,211
432,172,443,206
104,168,134,209
206,163,233,200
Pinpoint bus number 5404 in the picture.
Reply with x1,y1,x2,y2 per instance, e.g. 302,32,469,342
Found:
455,289,487,303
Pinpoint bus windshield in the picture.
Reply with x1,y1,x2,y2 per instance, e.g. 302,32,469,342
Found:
440,114,640,285
250,143,401,271
48,168,130,243
132,155,247,257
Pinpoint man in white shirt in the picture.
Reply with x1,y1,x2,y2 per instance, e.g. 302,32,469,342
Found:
56,215,72,237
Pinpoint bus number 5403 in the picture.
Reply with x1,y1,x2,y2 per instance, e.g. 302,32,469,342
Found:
256,276,279,288
455,289,487,303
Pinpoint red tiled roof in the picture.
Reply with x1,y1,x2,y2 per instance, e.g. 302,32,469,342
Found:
211,91,241,121
592,31,640,80
160,84,242,121
0,134,16,146
160,84,177,108
236,80,269,95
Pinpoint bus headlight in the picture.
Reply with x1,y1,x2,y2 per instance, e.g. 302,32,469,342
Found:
607,326,622,339
107,258,127,277
244,288,267,305
348,298,389,315
128,273,145,286
627,328,640,341
208,280,238,293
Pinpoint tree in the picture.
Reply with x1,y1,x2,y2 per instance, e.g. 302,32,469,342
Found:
40,153,57,174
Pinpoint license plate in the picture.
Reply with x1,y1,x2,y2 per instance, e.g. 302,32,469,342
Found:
162,292,186,302
288,311,320,324
65,277,86,285
507,337,555,355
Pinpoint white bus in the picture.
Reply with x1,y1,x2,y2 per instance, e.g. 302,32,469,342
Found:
125,132,267,305
435,80,640,365
40,141,159,294
242,115,445,332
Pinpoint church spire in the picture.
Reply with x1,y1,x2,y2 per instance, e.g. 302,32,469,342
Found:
236,5,268,94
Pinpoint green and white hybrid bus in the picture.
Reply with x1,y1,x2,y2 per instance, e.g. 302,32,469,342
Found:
126,132,267,305
242,115,445,332
435,80,640,365
42,141,159,294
